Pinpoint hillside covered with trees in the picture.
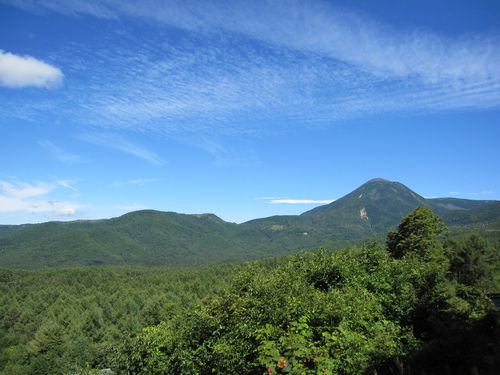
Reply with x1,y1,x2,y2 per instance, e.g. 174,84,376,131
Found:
1,179,499,269
1,207,499,374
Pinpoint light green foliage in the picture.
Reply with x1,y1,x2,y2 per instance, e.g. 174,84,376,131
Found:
0,264,242,374
125,247,423,374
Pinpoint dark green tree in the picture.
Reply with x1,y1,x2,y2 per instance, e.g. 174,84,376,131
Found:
448,234,497,289
387,206,445,259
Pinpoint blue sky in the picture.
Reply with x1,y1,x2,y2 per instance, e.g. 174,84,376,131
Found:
1,0,499,224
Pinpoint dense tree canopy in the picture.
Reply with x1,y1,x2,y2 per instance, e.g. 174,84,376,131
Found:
0,265,244,374
123,208,499,374
386,206,446,259
1,207,499,374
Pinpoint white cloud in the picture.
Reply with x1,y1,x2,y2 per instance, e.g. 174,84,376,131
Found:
0,50,63,88
0,179,81,217
0,180,52,199
39,140,83,164
78,133,165,165
0,195,78,216
269,199,334,205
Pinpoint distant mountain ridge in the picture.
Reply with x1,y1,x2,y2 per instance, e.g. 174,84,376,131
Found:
1,178,499,268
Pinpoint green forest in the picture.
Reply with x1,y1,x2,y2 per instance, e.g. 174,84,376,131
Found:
1,207,499,374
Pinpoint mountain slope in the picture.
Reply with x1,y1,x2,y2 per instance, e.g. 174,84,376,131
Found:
302,178,428,232
1,179,499,268
440,201,500,227
0,211,254,267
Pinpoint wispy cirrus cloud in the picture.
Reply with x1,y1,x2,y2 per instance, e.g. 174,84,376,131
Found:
268,199,335,205
256,195,335,204
38,140,83,164
0,179,81,218
0,50,63,88
3,0,500,135
188,136,261,167
78,132,166,165
56,179,78,192
111,0,500,84
112,178,160,187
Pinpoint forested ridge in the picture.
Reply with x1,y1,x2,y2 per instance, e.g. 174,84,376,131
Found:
1,207,499,374
1,179,500,269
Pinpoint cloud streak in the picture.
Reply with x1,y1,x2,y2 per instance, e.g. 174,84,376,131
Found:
0,50,63,88
112,178,160,187
39,140,83,164
268,199,335,205
56,179,78,192
78,133,166,165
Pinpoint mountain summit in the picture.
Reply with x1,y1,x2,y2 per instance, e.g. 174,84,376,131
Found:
0,179,498,268
303,178,428,232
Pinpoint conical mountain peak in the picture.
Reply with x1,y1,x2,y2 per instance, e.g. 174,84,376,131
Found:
302,179,428,231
